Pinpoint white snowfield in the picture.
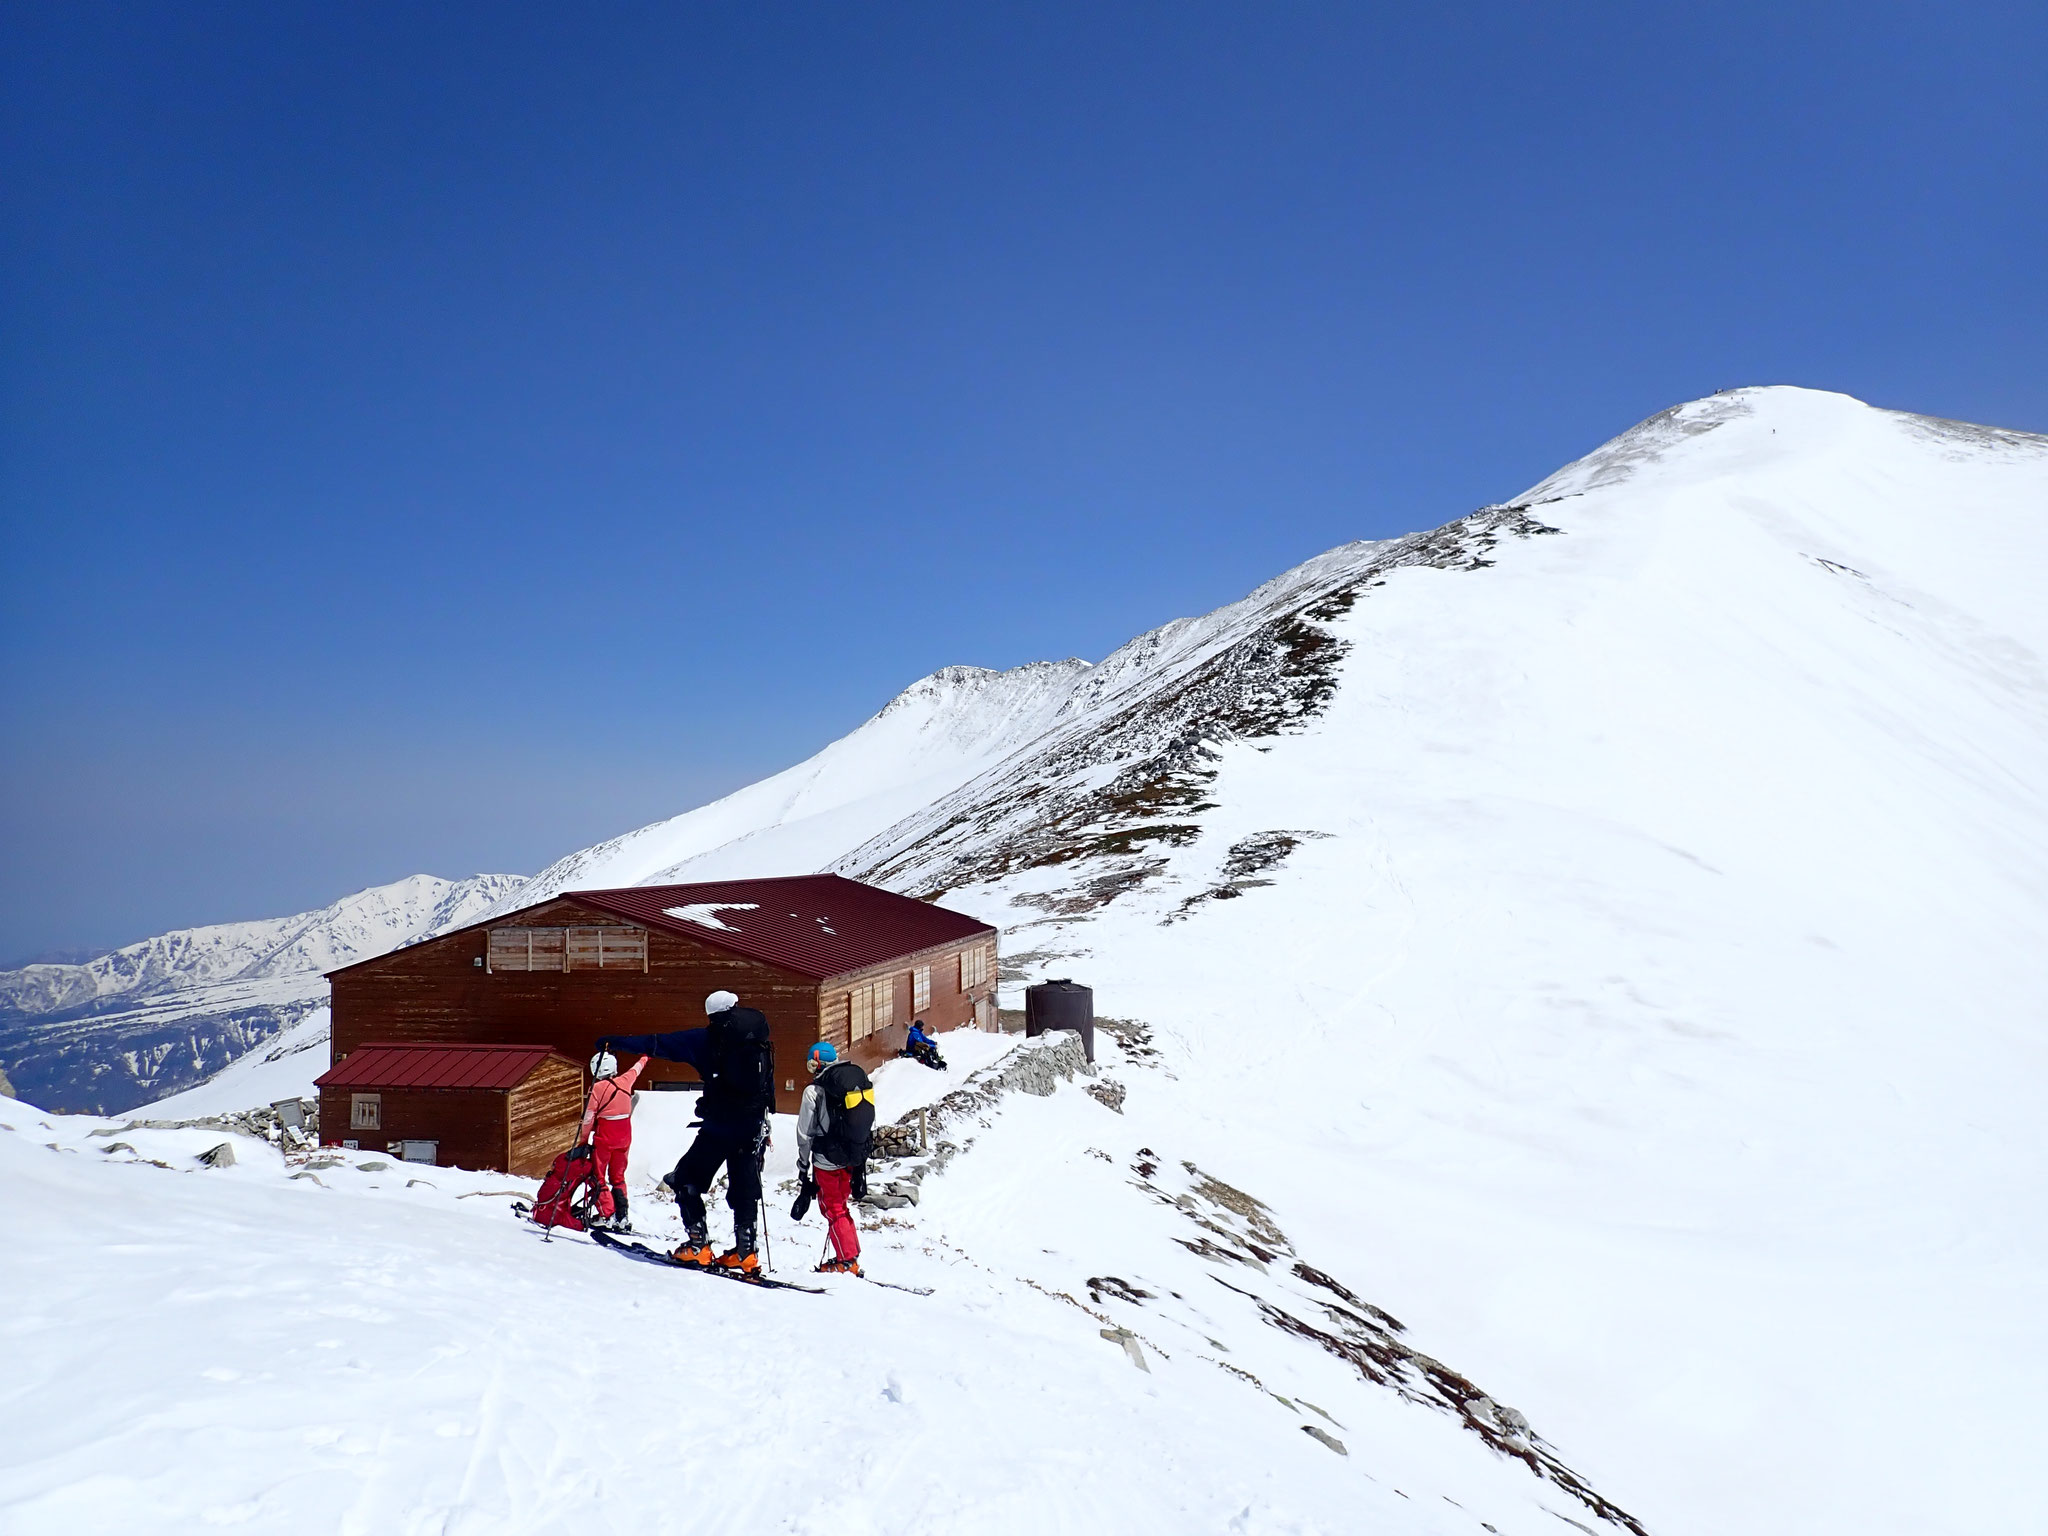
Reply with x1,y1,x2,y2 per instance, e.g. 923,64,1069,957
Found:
4,386,2044,1535
3,1035,1616,1536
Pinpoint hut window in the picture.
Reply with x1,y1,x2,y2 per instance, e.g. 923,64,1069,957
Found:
848,976,896,1042
350,1093,382,1131
959,944,990,991
912,965,931,1012
488,927,566,971
565,926,647,971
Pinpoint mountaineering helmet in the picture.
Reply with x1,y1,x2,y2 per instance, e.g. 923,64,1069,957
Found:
806,1041,838,1073
589,1050,619,1080
705,989,740,1015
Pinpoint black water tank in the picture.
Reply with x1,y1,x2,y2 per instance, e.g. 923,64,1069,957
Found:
1024,977,1094,1064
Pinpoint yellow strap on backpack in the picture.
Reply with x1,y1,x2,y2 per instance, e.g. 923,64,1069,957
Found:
845,1088,875,1110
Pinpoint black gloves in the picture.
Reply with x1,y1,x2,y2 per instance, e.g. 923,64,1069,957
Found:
791,1172,816,1223
850,1164,868,1201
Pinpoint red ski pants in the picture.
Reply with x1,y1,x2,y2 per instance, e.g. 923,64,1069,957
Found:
592,1118,632,1216
816,1166,861,1261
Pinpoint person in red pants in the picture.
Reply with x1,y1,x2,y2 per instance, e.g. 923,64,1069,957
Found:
581,1049,647,1231
795,1042,874,1275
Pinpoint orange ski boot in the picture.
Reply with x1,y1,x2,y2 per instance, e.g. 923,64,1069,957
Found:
816,1257,863,1277
714,1246,761,1277
670,1231,715,1268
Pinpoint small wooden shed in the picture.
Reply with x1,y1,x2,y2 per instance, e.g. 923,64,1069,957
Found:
313,1042,581,1176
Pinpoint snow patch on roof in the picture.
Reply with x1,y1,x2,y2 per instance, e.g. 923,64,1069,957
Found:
661,902,760,933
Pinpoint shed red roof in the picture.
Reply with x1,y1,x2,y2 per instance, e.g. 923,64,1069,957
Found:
566,874,995,981
314,1043,568,1091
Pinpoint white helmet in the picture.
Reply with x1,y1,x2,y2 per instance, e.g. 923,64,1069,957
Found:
705,989,739,1015
589,1050,619,1080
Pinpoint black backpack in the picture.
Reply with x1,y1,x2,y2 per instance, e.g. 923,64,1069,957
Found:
812,1060,875,1168
702,1006,775,1119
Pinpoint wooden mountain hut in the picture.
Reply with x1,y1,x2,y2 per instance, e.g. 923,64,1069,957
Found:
322,875,1000,1132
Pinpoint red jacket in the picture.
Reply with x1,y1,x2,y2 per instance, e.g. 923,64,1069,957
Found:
579,1057,646,1142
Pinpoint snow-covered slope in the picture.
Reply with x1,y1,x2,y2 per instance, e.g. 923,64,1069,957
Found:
473,386,2048,1533
8,387,2043,1534
4,1032,1651,1536
863,386,2047,1536
487,661,1093,906
0,874,523,1113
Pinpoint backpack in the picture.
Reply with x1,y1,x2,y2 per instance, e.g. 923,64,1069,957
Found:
529,1143,601,1232
812,1061,876,1168
702,1006,775,1120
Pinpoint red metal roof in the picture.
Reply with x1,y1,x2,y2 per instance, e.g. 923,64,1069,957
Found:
565,874,995,981
314,1043,568,1091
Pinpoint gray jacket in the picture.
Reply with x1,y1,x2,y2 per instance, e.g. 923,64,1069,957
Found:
794,1080,847,1173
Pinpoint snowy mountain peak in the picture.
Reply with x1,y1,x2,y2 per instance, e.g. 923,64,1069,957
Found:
1521,384,2048,507
484,658,1101,909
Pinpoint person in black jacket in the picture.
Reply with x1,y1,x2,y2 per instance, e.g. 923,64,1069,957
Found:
603,989,775,1274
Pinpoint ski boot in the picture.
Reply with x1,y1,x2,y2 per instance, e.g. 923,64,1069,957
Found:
610,1188,631,1234
816,1256,863,1277
715,1248,761,1276
715,1222,761,1276
670,1226,715,1268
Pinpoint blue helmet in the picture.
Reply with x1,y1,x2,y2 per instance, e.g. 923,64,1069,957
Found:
807,1041,838,1067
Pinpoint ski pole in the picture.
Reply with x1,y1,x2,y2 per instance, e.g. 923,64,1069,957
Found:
758,1143,773,1273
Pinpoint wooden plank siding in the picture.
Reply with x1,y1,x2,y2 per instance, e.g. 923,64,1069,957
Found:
334,898,823,1114
316,1084,509,1173
817,931,1000,1076
506,1055,584,1176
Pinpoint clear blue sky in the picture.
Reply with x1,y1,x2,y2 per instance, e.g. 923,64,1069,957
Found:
3,2,2043,961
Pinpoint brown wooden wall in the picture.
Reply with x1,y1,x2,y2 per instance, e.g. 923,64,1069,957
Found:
818,932,1000,1076
329,898,999,1112
331,898,827,1114
318,1084,509,1173
506,1055,583,1176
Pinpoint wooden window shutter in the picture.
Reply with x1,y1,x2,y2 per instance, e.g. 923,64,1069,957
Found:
566,926,648,970
875,975,894,1033
913,965,931,1012
602,927,647,970
566,928,600,971
850,984,872,1041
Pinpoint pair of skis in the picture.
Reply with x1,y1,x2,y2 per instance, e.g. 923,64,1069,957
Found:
587,1227,932,1294
589,1227,827,1291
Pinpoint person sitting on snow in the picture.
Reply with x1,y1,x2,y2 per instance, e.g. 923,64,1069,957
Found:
901,1018,946,1071
795,1042,874,1276
579,1048,648,1231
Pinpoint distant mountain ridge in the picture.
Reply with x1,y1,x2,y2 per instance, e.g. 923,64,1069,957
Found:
0,873,523,1113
